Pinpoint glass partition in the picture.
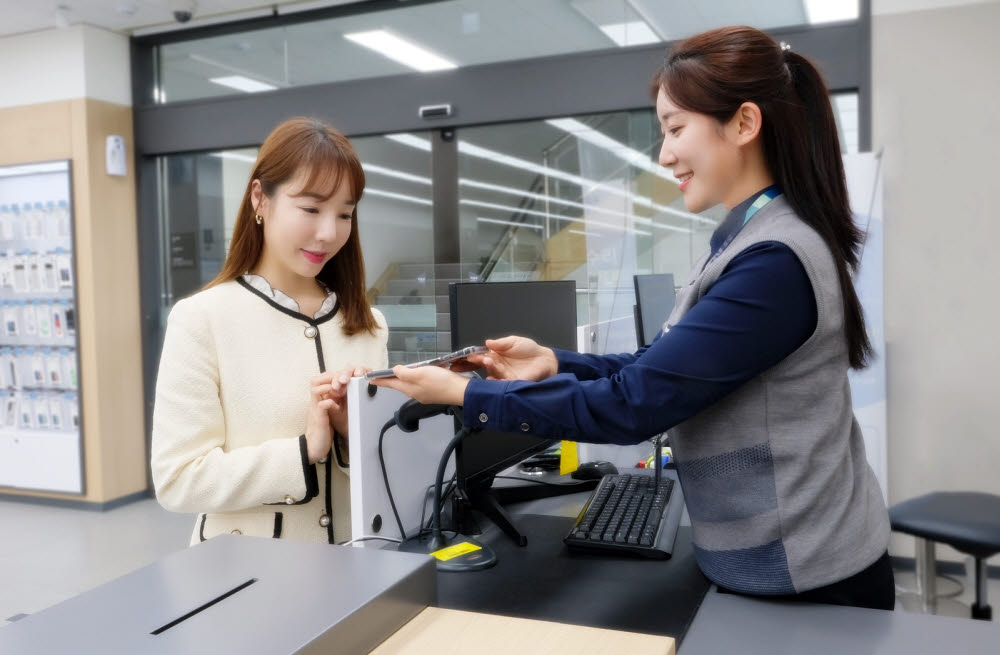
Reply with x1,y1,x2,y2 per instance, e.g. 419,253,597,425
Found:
449,110,721,355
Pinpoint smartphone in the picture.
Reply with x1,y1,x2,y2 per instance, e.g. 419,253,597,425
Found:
364,345,489,380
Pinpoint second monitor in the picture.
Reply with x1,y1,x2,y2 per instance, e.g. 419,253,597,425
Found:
633,273,676,348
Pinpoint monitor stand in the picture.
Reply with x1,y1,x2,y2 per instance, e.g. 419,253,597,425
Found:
451,473,599,547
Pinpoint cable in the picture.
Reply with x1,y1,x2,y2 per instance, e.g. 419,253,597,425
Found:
337,536,403,546
417,528,458,539
420,474,457,531
429,424,470,548
493,474,585,488
377,417,407,540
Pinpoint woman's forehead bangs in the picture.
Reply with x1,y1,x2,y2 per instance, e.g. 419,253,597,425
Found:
289,143,365,202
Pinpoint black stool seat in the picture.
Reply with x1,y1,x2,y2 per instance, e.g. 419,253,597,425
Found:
889,491,1000,620
889,492,1000,558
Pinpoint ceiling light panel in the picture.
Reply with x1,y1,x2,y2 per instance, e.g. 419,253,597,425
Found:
208,75,276,93
344,30,457,72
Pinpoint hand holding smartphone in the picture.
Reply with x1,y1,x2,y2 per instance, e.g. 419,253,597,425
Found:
364,345,489,380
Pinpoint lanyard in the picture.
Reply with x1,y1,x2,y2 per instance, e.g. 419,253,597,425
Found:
705,186,782,267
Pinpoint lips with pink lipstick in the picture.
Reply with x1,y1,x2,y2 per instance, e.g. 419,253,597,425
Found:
676,171,693,192
301,249,327,264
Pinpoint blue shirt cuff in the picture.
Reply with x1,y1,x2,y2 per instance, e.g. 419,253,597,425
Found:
462,377,510,431
552,348,578,374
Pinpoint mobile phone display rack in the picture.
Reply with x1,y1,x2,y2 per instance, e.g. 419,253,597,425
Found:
0,160,83,494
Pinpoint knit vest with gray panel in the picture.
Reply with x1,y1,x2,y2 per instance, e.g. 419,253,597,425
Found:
664,195,889,594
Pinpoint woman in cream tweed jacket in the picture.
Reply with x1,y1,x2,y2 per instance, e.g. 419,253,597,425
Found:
151,118,387,546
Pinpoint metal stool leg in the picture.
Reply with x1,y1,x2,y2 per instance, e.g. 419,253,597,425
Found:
971,558,992,620
915,537,937,614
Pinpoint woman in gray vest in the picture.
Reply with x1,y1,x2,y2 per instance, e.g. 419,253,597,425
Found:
372,26,894,610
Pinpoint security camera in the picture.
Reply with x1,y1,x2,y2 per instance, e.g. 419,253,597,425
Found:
168,0,196,23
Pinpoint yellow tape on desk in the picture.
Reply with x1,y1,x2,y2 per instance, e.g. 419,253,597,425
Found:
431,542,482,561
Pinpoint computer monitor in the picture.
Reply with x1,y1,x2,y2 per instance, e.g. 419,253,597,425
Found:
633,273,676,348
449,280,577,544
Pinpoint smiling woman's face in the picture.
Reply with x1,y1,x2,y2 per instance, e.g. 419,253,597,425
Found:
656,86,744,213
253,167,356,283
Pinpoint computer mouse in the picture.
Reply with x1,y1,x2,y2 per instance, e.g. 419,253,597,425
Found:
571,460,618,480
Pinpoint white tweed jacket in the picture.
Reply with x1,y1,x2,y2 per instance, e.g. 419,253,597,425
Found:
151,278,388,546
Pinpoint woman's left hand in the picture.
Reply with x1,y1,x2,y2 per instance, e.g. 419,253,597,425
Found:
372,365,471,406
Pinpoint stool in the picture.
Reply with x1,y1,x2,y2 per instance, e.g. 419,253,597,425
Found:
889,492,1000,620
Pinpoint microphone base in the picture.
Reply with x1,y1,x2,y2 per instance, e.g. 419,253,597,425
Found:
397,532,497,572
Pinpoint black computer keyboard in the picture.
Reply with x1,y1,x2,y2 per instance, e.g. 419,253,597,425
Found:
564,470,684,559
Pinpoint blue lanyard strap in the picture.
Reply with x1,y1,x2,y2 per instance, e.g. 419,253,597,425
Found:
743,186,781,224
705,186,782,267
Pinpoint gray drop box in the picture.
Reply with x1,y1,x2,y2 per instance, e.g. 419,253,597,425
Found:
0,535,436,654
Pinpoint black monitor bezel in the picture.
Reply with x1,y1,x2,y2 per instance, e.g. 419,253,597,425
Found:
448,280,577,488
633,273,676,348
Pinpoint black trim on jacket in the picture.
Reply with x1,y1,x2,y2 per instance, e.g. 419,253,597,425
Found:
235,276,340,326
299,434,320,499
324,456,335,544
263,435,318,506
313,334,326,373
333,433,348,469
197,512,284,541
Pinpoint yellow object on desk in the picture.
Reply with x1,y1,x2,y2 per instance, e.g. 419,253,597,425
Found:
430,541,482,562
560,440,579,475
370,607,674,655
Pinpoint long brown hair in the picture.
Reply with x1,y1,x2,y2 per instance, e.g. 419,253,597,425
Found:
652,26,872,369
208,117,378,336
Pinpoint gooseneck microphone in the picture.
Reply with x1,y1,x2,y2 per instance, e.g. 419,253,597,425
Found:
393,399,452,433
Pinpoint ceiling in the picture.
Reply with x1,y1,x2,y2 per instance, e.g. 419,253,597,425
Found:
0,1,859,105
0,0,364,38
2,0,992,40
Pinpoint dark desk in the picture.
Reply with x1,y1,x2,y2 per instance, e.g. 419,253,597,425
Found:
682,588,1000,653
435,478,711,644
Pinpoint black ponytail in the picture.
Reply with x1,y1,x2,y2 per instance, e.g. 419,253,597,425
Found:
653,27,872,369
773,50,872,368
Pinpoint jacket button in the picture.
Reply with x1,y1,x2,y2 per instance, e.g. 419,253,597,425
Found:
319,514,331,528
284,495,295,504
304,325,318,339
318,457,327,464
520,422,530,432
231,529,242,535
479,413,488,423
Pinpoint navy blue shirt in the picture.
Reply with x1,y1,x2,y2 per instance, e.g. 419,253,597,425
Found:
462,188,818,445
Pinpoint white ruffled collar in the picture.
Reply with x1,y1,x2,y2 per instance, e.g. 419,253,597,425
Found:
241,273,338,319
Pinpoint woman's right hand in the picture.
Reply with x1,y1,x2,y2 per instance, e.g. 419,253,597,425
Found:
305,379,340,464
464,335,558,382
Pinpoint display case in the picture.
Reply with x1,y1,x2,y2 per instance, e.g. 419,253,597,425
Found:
0,160,83,494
